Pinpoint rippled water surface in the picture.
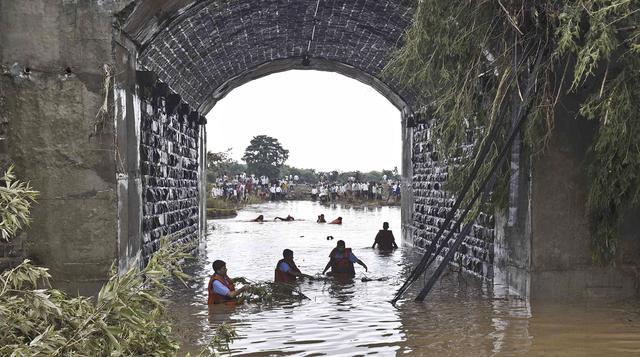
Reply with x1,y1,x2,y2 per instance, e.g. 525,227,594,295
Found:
167,201,640,356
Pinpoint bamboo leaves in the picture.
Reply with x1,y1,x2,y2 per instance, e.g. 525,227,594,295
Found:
0,238,197,356
0,165,38,241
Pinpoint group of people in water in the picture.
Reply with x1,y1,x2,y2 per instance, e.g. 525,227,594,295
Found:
207,222,398,304
249,213,343,224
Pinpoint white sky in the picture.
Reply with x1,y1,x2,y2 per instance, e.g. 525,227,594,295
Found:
205,70,401,173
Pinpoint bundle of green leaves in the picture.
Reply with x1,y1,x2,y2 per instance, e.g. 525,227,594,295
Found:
0,238,196,356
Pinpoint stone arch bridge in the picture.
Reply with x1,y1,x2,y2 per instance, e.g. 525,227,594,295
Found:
0,0,637,299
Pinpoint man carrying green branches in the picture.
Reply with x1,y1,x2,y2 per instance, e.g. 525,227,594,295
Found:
208,260,249,305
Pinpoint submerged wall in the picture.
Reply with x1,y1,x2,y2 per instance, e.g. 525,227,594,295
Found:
407,120,496,280
139,93,202,265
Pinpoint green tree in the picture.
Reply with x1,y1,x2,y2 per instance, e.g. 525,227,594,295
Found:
242,135,289,179
206,149,246,181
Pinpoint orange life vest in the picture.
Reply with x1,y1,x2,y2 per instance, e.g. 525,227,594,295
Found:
207,274,236,305
330,248,355,275
274,258,301,283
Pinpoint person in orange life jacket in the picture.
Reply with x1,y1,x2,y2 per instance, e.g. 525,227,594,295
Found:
274,249,303,283
274,215,295,221
207,260,248,305
322,240,367,276
328,216,342,225
372,222,398,251
317,214,326,223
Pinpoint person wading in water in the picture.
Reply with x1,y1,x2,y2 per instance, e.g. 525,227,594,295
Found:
322,240,367,277
207,260,249,305
372,222,398,251
317,214,326,223
274,249,303,283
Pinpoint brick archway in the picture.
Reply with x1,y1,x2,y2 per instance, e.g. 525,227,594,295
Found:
111,0,418,270
121,0,417,113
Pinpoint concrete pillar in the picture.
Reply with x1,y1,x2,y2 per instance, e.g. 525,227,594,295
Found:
0,0,126,294
199,118,207,238
400,109,414,243
114,34,144,273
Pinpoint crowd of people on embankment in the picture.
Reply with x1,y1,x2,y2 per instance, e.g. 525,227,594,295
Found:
310,179,401,205
209,173,401,206
210,173,300,202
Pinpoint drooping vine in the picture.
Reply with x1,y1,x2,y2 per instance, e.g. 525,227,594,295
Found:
384,0,640,265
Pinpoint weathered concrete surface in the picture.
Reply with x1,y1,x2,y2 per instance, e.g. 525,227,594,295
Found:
529,104,637,300
493,152,533,298
493,86,639,300
0,0,126,294
401,110,414,243
113,34,144,273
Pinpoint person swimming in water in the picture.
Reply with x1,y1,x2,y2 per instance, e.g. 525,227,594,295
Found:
274,215,295,221
328,216,342,225
317,214,326,223
251,215,264,222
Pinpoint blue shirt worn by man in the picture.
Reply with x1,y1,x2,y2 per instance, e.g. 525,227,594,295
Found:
277,261,291,273
211,279,231,296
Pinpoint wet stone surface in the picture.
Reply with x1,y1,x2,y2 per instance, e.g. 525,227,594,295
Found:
140,99,200,264
410,123,495,279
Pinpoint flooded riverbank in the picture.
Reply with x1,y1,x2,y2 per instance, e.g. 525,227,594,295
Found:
167,201,640,356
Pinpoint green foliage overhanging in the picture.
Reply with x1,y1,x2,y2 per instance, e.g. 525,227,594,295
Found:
384,0,640,265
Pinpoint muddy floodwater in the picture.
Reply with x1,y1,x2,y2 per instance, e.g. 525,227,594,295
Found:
167,201,640,356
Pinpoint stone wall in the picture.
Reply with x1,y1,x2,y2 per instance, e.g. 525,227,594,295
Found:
139,96,201,265
409,122,496,279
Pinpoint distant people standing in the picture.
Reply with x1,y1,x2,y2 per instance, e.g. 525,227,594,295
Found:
311,186,318,201
372,222,398,251
269,184,277,200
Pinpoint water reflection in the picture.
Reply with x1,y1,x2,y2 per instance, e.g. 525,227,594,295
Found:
166,201,640,356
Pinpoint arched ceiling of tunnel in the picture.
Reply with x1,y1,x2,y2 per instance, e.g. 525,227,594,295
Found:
121,0,416,113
